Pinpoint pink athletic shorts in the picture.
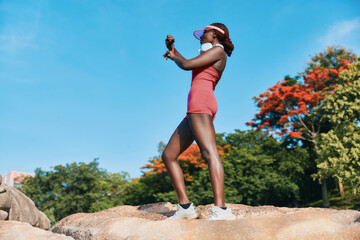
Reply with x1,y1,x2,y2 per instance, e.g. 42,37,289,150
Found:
184,65,221,121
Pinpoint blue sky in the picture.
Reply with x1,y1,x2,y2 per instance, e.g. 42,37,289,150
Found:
1,0,360,179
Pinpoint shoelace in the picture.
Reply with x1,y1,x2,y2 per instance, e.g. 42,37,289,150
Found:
172,208,181,216
207,208,219,219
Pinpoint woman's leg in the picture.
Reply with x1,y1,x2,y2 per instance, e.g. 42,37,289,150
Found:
162,118,195,204
187,113,225,207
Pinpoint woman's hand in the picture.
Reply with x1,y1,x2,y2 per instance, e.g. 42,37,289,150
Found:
164,35,175,60
163,48,175,60
165,35,175,50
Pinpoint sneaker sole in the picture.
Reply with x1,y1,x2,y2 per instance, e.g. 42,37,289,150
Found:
223,215,236,220
184,212,200,220
207,215,237,221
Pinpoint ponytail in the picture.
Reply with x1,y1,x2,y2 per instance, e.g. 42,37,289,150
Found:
210,23,234,57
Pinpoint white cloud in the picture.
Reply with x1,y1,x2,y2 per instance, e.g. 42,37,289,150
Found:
0,3,42,56
319,17,360,49
0,30,38,53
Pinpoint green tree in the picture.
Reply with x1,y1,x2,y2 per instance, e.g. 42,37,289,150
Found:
307,46,356,71
314,61,360,194
220,130,310,206
19,159,130,225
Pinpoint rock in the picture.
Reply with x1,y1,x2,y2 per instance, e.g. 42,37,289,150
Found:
52,202,360,240
0,211,7,220
0,220,74,240
0,174,51,230
138,201,174,213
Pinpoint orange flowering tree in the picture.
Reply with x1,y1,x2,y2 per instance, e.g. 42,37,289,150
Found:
246,58,354,143
141,144,230,182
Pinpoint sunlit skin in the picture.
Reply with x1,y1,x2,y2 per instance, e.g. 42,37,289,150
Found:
162,27,227,207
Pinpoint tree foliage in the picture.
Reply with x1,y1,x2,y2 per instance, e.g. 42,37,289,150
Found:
246,55,354,142
220,130,310,205
19,159,130,224
315,61,360,192
307,46,356,71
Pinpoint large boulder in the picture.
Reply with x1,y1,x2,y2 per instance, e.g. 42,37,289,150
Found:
0,174,50,230
0,221,74,240
52,202,360,240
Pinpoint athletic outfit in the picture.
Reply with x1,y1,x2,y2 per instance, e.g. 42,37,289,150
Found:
184,65,221,121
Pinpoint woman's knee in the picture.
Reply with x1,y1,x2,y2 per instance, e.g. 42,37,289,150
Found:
200,147,218,162
199,148,210,162
161,150,176,165
161,151,168,163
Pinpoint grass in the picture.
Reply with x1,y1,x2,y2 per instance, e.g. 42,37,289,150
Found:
303,185,360,211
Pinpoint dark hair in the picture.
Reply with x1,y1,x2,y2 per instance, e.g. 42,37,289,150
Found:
210,23,234,57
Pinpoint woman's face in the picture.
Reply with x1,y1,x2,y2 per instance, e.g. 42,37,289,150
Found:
200,29,214,44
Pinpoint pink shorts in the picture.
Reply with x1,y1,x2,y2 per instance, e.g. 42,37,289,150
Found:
184,78,217,121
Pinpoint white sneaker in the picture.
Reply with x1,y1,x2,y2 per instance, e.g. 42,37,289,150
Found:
167,203,199,220
207,206,236,220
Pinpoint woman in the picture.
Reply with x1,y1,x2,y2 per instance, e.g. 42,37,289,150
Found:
163,23,235,220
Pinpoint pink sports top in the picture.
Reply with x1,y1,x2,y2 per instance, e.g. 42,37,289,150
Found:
192,65,221,90
185,65,222,121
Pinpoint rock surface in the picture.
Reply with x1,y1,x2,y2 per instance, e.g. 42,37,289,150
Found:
0,220,74,240
0,174,50,230
52,202,360,240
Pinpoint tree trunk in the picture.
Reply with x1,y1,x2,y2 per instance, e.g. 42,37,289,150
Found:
322,180,329,207
339,181,345,198
312,137,330,208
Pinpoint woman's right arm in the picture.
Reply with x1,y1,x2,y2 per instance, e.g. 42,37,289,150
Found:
173,48,184,59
